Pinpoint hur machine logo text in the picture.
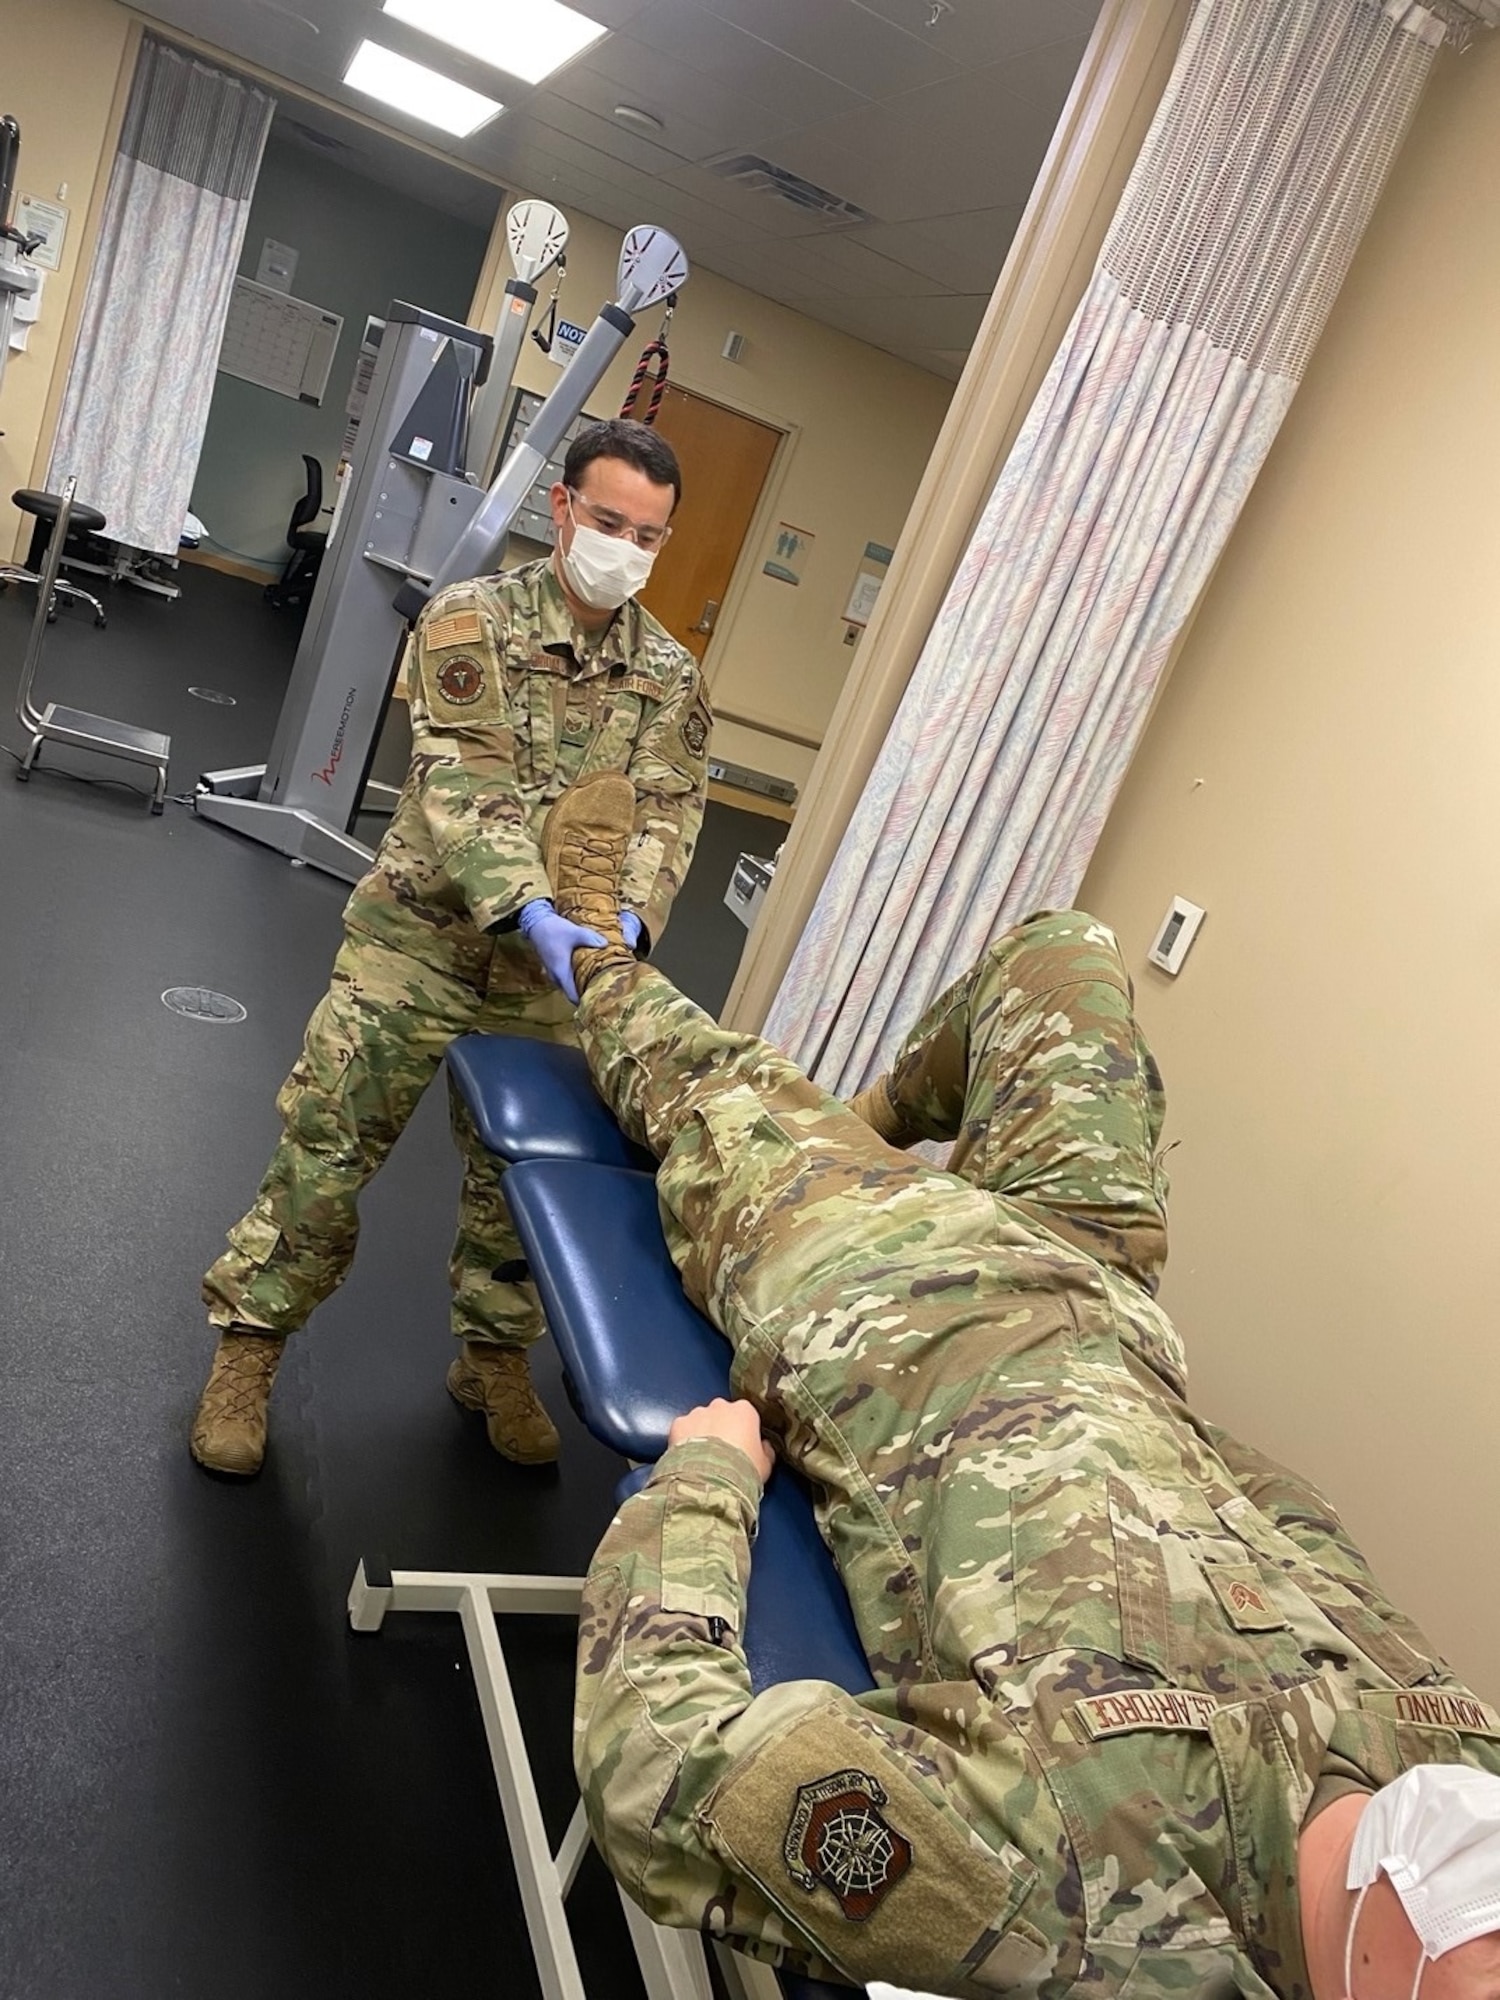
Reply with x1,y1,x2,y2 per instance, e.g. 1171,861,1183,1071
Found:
314,687,360,786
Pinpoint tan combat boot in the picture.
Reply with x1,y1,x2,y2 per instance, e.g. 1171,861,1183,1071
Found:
189,1327,286,1476
848,1074,915,1148
541,771,638,993
447,1341,561,1464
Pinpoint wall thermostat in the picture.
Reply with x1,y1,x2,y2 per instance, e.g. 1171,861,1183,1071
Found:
1147,896,1205,975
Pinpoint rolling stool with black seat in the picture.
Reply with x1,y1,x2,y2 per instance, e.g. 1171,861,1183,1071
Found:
2,486,110,626
264,453,329,612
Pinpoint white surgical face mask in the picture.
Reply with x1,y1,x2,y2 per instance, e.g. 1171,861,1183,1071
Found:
561,522,656,611
1345,1764,1500,1993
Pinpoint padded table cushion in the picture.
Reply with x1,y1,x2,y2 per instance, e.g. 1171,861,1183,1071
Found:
448,1034,652,1170
502,1157,876,1700
504,1159,728,1461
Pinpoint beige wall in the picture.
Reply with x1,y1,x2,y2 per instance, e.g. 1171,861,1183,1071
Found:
1081,35,1500,1694
474,200,954,793
0,0,134,556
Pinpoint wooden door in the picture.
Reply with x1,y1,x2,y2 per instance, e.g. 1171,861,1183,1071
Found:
639,384,782,659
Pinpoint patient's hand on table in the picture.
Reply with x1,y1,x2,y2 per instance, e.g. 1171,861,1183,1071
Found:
667,1399,775,1487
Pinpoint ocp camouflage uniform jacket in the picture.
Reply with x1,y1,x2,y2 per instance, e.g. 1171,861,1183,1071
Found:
343,560,709,988
577,1362,1500,1998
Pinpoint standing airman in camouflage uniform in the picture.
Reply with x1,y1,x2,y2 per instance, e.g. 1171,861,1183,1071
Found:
190,421,709,1477
541,817,1500,1997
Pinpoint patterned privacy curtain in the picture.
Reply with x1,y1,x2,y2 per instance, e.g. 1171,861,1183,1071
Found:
49,39,273,553
767,0,1498,1096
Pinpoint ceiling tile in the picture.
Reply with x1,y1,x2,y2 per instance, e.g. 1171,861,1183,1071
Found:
555,29,805,156
698,0,957,100
851,204,1025,291
996,28,1101,113
690,249,849,307
658,162,851,240
684,229,934,302
625,2,870,127
793,231,950,297
849,0,1103,70
518,90,691,174
772,54,1081,223
547,52,748,166
810,290,988,350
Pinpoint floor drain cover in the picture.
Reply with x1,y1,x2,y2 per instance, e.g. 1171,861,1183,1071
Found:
162,986,247,1024
188,686,237,706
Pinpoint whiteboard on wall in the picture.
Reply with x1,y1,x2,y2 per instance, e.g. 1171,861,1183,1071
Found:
217,275,343,404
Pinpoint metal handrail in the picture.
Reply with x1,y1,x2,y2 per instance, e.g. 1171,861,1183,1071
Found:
14,474,74,736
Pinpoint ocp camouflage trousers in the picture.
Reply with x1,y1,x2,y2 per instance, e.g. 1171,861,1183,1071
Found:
203,928,575,1345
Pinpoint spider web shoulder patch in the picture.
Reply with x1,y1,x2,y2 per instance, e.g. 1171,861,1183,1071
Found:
783,1768,913,1921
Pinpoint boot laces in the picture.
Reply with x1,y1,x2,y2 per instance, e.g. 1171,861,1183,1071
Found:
206,1340,279,1422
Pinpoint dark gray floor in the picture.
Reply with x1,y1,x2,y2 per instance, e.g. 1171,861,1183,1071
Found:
0,565,786,2000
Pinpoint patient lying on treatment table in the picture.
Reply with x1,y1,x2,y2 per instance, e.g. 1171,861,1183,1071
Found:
539,774,1500,2000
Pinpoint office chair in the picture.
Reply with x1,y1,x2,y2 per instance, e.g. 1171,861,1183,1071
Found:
264,453,329,612
1,487,109,626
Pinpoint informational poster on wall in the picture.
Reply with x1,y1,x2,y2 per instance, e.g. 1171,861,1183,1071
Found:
844,541,893,626
217,275,343,406
15,194,67,272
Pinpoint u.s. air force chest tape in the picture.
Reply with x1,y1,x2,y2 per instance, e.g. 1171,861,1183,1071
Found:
416,590,505,726
699,1699,1048,1995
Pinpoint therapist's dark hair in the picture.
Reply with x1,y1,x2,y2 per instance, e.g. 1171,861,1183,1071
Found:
563,419,682,512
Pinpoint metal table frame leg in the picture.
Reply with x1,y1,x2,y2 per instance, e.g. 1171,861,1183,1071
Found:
348,1559,781,2000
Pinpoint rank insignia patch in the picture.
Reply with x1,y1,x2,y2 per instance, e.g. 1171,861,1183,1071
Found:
783,1770,912,1921
1206,1562,1287,1632
436,655,486,707
682,706,709,757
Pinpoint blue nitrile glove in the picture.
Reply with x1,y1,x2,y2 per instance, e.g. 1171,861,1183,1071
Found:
518,898,605,1004
620,909,644,952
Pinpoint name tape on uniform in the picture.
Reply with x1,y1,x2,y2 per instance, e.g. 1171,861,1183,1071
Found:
1361,1689,1500,1738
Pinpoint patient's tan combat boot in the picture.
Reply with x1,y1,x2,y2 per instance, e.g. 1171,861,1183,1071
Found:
189,1327,286,1477
541,771,638,992
848,1074,915,1148
447,1341,561,1464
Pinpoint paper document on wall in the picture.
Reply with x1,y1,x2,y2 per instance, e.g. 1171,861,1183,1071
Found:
218,275,343,405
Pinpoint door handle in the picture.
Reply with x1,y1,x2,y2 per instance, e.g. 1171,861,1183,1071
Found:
689,598,720,635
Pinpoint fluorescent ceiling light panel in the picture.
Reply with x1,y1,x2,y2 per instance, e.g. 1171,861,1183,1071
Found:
344,40,502,136
381,0,607,86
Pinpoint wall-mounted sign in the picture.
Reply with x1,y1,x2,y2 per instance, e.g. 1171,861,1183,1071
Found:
15,194,68,273
763,521,814,586
548,318,588,367
843,539,893,627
